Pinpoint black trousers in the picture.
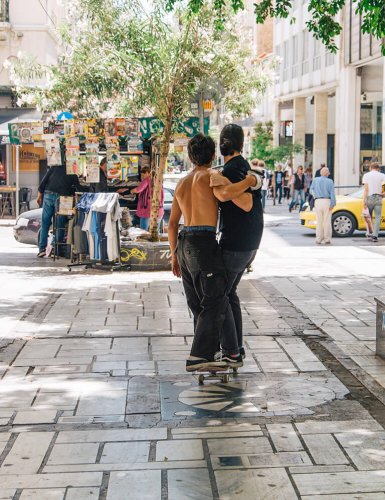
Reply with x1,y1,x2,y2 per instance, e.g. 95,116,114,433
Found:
177,231,237,359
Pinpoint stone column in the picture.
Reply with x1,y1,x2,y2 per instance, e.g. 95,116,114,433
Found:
293,97,306,167
335,66,361,187
273,101,280,147
313,93,328,172
382,58,385,165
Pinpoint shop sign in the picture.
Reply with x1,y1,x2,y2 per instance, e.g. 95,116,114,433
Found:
203,99,214,112
139,117,209,139
12,144,46,172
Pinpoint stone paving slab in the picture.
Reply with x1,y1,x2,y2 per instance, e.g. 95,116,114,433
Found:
1,275,385,499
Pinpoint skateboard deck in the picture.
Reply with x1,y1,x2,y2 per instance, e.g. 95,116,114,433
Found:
193,366,238,384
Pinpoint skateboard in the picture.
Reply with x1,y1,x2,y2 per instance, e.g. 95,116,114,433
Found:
194,367,238,385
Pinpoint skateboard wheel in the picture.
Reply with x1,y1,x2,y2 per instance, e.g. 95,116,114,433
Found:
198,374,204,384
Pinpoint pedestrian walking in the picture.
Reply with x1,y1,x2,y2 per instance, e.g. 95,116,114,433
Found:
36,164,83,258
304,167,313,200
283,170,291,202
274,164,284,204
251,159,268,211
362,162,385,242
315,163,326,178
289,166,306,212
310,166,336,244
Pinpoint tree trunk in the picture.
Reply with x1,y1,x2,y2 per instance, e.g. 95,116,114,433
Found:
149,117,172,241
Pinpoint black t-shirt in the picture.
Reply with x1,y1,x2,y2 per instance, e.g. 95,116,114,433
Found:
275,171,283,184
219,156,264,252
38,165,82,196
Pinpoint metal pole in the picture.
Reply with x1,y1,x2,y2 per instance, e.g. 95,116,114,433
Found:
15,144,20,218
198,91,204,134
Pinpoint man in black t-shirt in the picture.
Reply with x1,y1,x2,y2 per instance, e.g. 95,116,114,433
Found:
274,165,284,204
37,164,82,258
213,124,264,358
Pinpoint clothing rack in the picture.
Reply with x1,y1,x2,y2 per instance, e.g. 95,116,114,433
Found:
52,197,73,262
67,192,131,272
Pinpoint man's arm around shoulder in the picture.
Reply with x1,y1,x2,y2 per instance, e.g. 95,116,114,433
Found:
210,171,256,199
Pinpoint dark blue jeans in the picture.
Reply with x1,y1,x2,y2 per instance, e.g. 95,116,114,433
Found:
276,184,283,203
39,191,66,252
289,189,305,210
177,230,238,359
262,190,267,209
221,249,257,350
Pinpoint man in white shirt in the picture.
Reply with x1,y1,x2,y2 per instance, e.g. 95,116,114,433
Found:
362,162,385,242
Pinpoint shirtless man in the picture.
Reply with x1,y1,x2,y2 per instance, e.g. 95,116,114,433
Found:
168,133,258,372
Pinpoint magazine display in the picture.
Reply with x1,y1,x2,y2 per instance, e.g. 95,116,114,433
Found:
43,134,62,166
85,137,100,183
66,136,81,176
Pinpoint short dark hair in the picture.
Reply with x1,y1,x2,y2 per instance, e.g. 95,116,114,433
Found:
220,124,244,156
187,133,215,167
371,162,380,170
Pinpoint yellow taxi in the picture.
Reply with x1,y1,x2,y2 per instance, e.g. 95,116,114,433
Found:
300,188,385,237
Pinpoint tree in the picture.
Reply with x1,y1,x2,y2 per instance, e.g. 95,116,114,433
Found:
251,121,274,169
269,143,305,165
167,0,385,55
251,121,304,168
9,0,274,240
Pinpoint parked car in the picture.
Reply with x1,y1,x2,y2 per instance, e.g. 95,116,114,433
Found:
13,183,176,246
299,187,385,237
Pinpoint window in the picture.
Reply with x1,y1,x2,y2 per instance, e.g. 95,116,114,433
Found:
325,50,335,66
0,0,9,22
283,41,290,81
302,30,309,74
275,44,282,81
292,35,298,77
313,38,321,71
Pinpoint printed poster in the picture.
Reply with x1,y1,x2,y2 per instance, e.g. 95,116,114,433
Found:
43,134,62,166
18,123,33,144
66,135,81,175
63,120,74,137
74,120,88,137
87,118,103,138
105,136,121,180
85,137,100,183
126,155,139,175
54,121,65,137
58,196,73,216
127,137,143,154
125,118,139,137
104,118,115,137
115,118,126,136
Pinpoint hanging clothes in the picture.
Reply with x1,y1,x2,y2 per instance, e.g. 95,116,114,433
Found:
79,192,120,262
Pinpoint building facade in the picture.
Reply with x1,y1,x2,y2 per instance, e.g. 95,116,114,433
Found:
0,0,66,197
273,0,384,189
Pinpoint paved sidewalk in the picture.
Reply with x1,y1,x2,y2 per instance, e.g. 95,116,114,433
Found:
1,272,385,499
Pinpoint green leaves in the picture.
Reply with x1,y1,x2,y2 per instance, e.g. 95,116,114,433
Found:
252,121,304,166
168,0,384,55
358,0,385,55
